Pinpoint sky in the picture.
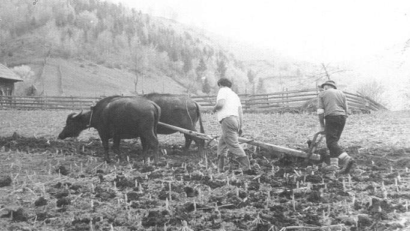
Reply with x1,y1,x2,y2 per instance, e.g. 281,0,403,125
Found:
114,0,410,110
118,0,410,63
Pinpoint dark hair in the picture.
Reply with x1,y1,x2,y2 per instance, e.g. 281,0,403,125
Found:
217,78,232,88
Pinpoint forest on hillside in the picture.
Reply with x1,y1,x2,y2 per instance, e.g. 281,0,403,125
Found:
0,0,254,95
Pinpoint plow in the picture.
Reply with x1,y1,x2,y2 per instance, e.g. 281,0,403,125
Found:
158,122,324,161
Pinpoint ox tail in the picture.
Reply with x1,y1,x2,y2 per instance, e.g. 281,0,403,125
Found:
153,102,161,136
195,101,205,134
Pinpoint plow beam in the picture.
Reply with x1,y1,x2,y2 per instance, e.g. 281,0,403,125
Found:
158,122,321,161
158,122,215,140
238,137,321,161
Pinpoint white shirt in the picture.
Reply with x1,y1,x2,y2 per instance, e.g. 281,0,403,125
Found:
216,87,242,122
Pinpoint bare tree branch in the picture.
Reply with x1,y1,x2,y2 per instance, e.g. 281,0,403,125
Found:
321,63,330,80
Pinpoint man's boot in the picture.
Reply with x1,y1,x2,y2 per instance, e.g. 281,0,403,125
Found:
236,156,250,170
217,155,225,172
321,158,339,173
236,156,258,175
338,152,356,174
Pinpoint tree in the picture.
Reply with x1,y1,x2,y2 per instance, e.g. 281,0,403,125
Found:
13,65,34,79
202,78,211,95
256,78,266,94
404,80,410,109
356,80,386,106
216,59,227,78
196,58,207,80
231,79,239,93
185,70,197,95
129,38,148,94
247,69,255,84
247,69,260,94
307,63,348,90
96,30,114,55
53,1,76,27
76,11,98,42
183,56,193,76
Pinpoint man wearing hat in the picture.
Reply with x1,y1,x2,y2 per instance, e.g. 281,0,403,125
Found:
317,80,355,174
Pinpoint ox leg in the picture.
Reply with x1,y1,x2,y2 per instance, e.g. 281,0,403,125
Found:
100,136,111,163
142,134,159,163
150,138,159,163
183,134,193,152
193,136,205,154
196,139,206,160
113,136,123,161
140,137,148,162
186,134,206,159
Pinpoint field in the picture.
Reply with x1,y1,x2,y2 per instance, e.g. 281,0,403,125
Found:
0,109,410,231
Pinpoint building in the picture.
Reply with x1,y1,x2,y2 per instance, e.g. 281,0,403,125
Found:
0,63,23,96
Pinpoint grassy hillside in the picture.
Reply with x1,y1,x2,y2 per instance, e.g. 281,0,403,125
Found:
0,0,351,99
1,0,247,96
13,58,187,97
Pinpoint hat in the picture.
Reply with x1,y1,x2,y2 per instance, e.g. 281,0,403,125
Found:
321,80,337,89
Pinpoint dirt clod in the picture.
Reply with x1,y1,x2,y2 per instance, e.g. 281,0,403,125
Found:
56,166,69,175
56,198,71,207
11,208,29,222
184,186,198,197
0,175,12,187
141,210,170,227
114,173,134,189
34,197,48,206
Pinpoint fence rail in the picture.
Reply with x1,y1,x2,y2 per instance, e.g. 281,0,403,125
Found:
0,89,387,113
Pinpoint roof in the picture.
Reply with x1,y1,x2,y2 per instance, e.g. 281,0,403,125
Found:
0,63,23,82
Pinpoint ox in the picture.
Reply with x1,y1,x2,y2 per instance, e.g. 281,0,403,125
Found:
143,93,205,152
58,95,161,163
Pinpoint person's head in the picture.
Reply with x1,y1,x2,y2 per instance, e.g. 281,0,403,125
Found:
217,78,232,88
320,80,337,90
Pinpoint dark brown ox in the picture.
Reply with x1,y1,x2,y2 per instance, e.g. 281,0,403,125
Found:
143,93,205,152
58,95,161,163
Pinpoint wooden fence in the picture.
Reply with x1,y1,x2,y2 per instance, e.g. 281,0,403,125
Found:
191,88,387,113
0,89,387,113
0,95,99,110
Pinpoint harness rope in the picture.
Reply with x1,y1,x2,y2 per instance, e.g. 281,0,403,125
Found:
185,99,194,128
87,108,93,129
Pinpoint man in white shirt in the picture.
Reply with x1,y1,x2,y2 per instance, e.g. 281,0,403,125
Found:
213,78,250,172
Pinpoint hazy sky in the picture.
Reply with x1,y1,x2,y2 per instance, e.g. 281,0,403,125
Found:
118,0,410,62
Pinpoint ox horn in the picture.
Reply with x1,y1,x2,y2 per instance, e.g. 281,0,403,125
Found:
72,110,83,119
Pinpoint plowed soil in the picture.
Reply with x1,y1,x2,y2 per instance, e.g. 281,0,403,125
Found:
0,110,409,231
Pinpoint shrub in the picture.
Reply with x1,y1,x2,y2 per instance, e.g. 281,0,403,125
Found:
13,65,34,79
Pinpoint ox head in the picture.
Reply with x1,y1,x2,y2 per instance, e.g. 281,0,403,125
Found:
58,111,88,139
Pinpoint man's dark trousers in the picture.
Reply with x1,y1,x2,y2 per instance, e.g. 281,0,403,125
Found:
325,115,346,158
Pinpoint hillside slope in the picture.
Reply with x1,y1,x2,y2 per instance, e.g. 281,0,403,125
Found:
14,58,187,97
1,0,246,97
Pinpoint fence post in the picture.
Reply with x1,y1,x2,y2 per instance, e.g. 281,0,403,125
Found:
265,94,269,108
244,94,250,111
72,96,76,110
249,94,255,110
40,96,44,110
281,87,284,107
364,97,370,112
8,95,12,109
